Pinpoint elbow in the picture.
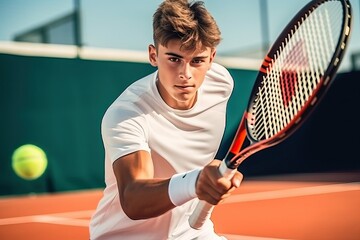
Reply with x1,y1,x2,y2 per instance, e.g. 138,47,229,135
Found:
122,205,144,220
121,197,165,220
120,195,148,220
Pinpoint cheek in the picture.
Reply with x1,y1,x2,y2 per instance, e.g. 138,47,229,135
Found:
192,67,208,80
160,66,177,80
158,59,178,72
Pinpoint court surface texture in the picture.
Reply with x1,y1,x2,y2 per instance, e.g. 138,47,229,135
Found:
0,171,359,240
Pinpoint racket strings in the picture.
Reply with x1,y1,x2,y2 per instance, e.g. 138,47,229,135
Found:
250,1,343,141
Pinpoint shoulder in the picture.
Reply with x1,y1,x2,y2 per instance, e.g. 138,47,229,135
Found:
102,72,157,130
208,63,233,84
203,62,234,97
102,103,147,137
210,62,232,75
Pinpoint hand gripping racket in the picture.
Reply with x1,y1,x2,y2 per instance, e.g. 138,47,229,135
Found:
189,0,352,229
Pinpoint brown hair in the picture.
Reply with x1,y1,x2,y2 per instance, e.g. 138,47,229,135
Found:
152,0,221,51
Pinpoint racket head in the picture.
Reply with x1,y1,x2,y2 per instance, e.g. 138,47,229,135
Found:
244,0,352,148
190,0,353,230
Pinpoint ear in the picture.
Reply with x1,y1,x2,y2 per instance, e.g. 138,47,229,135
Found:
148,44,158,67
209,49,217,64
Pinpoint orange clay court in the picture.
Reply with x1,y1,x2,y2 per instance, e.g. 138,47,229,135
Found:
0,171,359,240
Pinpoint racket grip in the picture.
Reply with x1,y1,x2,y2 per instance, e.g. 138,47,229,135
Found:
189,160,236,229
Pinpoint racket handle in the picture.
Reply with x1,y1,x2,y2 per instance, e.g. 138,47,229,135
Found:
189,160,236,229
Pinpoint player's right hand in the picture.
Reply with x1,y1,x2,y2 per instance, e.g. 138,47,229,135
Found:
195,159,243,205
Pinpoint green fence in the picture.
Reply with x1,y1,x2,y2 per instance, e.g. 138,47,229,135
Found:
0,53,257,196
3,53,358,196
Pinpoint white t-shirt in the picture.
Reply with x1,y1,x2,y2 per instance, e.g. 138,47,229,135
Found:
90,63,234,240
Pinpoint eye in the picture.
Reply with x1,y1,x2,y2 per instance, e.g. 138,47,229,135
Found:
169,57,180,62
192,59,205,64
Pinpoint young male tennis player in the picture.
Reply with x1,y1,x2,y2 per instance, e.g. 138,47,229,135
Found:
89,0,243,239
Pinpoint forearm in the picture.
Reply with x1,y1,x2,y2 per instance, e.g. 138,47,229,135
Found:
120,178,174,220
120,167,201,220
113,150,200,220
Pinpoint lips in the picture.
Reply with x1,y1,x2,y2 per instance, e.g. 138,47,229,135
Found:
176,85,194,88
175,85,195,92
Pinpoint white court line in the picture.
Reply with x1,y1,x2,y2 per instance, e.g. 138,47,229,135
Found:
219,182,360,240
222,234,290,240
0,210,93,227
0,182,359,230
225,182,360,204
32,215,90,227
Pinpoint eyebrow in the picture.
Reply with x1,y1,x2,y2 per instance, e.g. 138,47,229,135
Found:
165,52,208,59
165,52,183,58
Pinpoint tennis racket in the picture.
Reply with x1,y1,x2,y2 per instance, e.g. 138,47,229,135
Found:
189,0,352,229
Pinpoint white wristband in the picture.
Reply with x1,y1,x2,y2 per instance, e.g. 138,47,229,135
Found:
168,168,201,206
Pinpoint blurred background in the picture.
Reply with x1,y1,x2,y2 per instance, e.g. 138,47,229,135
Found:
1,0,360,68
1,0,359,196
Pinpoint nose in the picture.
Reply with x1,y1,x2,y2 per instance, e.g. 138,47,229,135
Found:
179,63,192,80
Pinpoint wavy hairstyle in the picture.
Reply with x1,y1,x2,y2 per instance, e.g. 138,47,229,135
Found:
152,0,221,51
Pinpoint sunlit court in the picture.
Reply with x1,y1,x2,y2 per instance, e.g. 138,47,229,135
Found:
1,0,360,239
1,172,359,239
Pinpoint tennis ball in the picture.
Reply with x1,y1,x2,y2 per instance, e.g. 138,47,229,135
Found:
12,144,48,180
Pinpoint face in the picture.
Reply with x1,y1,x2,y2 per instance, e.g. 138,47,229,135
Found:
148,39,216,110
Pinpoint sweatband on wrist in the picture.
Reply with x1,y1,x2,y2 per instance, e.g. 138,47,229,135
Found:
168,168,201,206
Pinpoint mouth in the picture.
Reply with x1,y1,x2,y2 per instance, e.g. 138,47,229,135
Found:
175,84,195,89
175,85,195,92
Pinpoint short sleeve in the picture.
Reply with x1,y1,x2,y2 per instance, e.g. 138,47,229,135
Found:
101,106,150,163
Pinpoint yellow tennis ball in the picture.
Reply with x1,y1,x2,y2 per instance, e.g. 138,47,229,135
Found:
12,144,48,180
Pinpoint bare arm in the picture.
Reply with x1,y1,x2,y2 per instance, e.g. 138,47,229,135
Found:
113,150,174,220
113,151,243,220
